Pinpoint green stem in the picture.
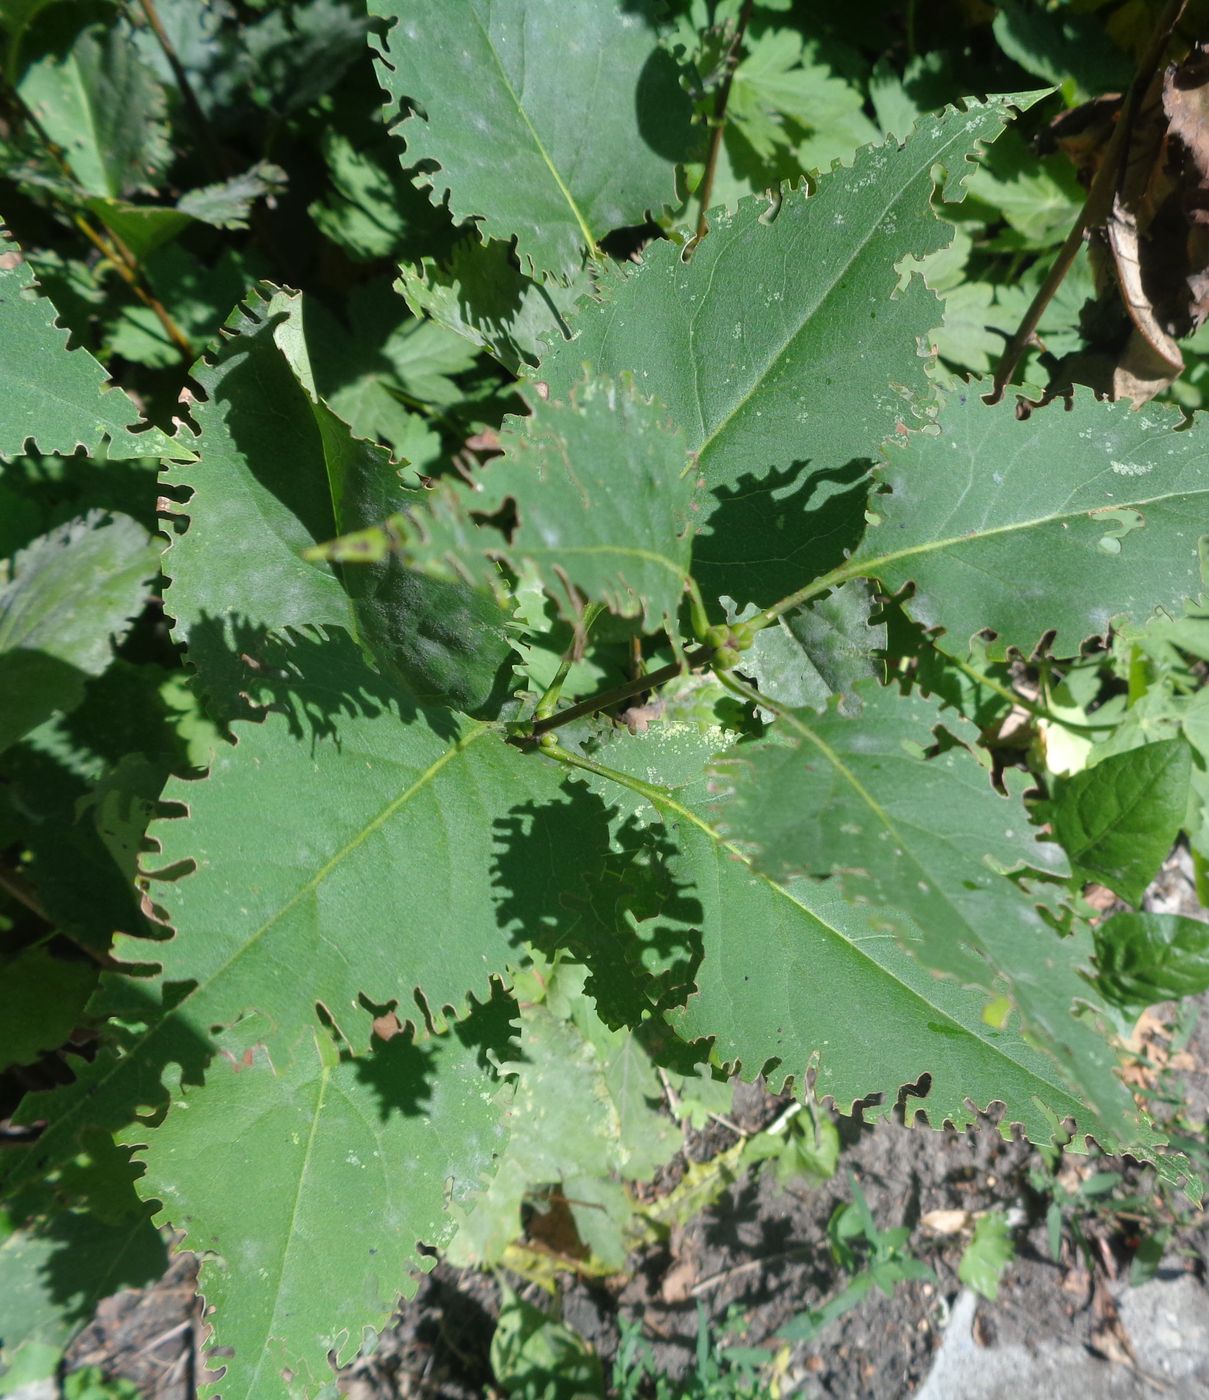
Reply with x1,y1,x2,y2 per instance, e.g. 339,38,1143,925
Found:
948,655,1118,736
534,602,605,722
530,645,711,738
713,667,791,724
749,560,863,634
691,0,755,249
539,739,676,807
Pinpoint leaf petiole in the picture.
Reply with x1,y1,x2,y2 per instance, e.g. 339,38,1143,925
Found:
532,601,606,724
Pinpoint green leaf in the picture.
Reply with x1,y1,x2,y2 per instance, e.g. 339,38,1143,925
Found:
0,511,158,756
478,375,697,627
957,1211,1014,1301
572,717,1157,1157
134,630,583,1050
398,239,588,373
176,161,287,229
704,683,1150,1147
309,119,454,263
16,9,169,199
965,128,1083,250
1051,739,1192,905
541,94,1041,611
0,1208,166,1389
0,947,96,1073
368,0,696,280
0,234,179,458
992,1,1131,102
490,1284,605,1400
1095,912,1209,1009
744,579,885,712
316,373,696,631
82,199,193,264
851,386,1209,659
162,285,515,716
129,1006,512,1400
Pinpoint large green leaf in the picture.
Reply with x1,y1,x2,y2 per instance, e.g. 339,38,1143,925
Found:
131,629,589,1050
0,234,178,459
568,718,1160,1158
129,1006,512,1400
162,286,516,716
313,374,696,631
850,387,1209,659
703,684,1150,1147
0,511,158,755
369,0,696,280
539,93,1040,612
16,9,169,198
1051,739,1192,905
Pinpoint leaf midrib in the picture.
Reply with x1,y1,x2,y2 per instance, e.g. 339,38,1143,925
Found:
853,480,1209,581
243,1036,330,1399
639,781,1081,1109
2,726,495,1199
468,8,596,261
691,113,988,466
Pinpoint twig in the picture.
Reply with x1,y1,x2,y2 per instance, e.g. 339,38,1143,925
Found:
72,215,195,358
529,645,711,737
989,0,1188,401
0,862,50,922
136,0,223,177
690,1242,812,1296
691,0,755,248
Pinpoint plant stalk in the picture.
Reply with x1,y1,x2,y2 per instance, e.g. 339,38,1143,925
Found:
72,215,195,358
692,0,755,248
136,0,223,178
530,645,711,738
988,0,1188,402
533,601,605,722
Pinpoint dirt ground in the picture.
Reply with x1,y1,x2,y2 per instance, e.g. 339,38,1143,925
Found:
58,850,1208,1399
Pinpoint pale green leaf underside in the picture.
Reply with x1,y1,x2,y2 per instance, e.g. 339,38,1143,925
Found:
705,685,1150,1149
0,234,178,458
131,1014,510,1400
539,94,1044,608
854,385,1209,658
370,0,695,280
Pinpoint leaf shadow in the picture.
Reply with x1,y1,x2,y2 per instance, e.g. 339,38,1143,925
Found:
634,42,703,167
353,985,516,1125
181,616,460,745
490,785,704,1029
694,458,872,614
